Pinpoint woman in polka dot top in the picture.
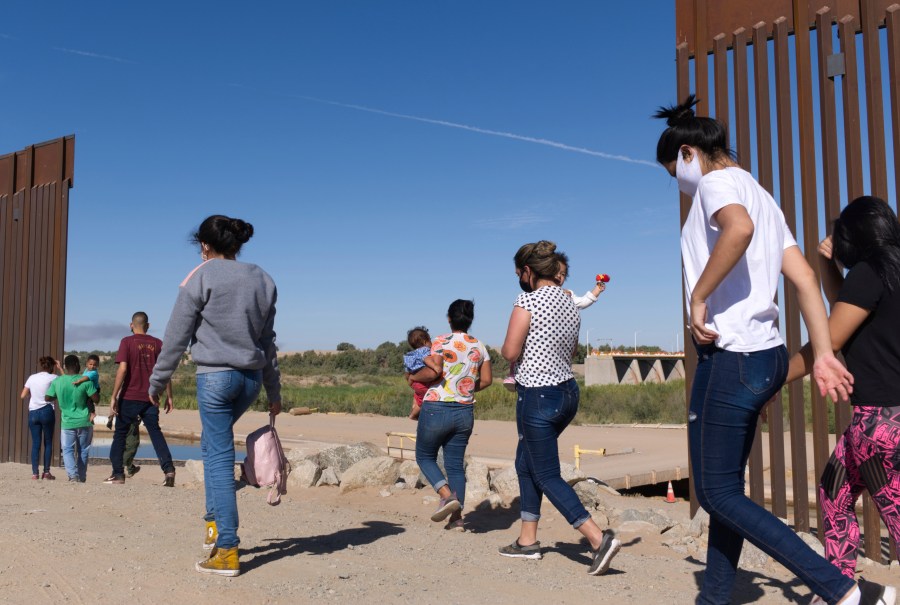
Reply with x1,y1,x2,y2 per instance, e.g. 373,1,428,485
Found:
497,240,621,575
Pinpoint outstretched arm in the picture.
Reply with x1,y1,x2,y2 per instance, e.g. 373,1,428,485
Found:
781,246,853,401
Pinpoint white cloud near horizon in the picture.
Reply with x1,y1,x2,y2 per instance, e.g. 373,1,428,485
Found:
52,47,136,64
66,322,130,348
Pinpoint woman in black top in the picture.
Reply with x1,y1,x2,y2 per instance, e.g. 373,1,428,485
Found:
785,196,900,598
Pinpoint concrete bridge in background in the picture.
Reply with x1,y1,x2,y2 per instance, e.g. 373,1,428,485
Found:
585,354,685,386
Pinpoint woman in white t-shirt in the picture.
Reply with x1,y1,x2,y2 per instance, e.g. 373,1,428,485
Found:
497,240,621,576
655,96,882,605
20,356,61,480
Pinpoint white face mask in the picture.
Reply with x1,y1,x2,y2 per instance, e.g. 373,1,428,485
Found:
675,148,703,197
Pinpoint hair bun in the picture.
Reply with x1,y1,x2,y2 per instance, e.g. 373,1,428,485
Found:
654,94,700,127
230,218,254,243
534,240,557,255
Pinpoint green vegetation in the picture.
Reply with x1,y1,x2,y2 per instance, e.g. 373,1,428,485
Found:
66,344,838,430
65,346,686,424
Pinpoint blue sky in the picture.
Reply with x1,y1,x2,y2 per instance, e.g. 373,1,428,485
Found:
2,2,686,352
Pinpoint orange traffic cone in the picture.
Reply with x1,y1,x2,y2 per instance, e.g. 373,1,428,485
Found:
666,481,676,503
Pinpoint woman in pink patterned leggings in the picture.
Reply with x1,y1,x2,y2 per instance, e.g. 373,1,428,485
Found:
785,196,900,588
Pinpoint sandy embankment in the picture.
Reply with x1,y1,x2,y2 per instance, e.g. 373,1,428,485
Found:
1,409,893,604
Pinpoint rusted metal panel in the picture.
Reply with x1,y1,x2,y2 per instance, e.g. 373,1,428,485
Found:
677,0,899,547
753,23,775,193
677,0,896,56
816,10,854,442
887,6,900,206
714,35,730,127
753,21,788,519
862,0,890,199
0,136,73,465
677,41,700,518
839,15,865,201
774,16,812,532
791,0,830,538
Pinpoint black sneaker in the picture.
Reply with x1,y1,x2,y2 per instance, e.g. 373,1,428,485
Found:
859,579,897,605
104,475,125,485
587,530,621,576
498,540,542,560
163,472,175,488
126,465,141,478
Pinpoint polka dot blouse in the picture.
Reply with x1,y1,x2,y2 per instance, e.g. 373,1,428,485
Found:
514,286,580,387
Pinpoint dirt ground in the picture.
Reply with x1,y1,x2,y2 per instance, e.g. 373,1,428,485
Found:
0,411,895,604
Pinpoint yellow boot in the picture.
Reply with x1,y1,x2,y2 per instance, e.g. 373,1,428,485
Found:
195,547,239,577
203,521,218,550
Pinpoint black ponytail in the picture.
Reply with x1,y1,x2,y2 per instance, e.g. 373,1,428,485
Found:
654,94,734,165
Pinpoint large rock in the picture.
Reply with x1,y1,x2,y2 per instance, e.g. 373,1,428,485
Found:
313,442,383,480
689,509,710,538
285,447,313,471
397,460,422,489
574,480,606,511
560,462,586,486
738,541,770,568
617,508,675,532
286,459,320,489
490,466,520,502
316,467,340,487
797,531,825,557
340,456,401,493
184,459,205,483
464,457,492,504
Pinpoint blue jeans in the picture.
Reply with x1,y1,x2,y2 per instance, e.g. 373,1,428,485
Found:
110,399,175,476
515,379,590,528
198,369,262,549
61,426,93,481
29,405,55,475
415,401,474,507
690,343,855,605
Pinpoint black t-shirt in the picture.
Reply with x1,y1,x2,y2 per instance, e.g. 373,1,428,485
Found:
837,261,900,406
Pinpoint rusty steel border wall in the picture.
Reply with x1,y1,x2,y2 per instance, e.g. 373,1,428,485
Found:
0,136,74,466
675,0,899,562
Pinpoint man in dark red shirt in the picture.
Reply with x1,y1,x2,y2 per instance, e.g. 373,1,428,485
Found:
106,311,176,486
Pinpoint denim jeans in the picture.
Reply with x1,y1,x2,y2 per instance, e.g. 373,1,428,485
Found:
29,405,55,475
110,399,174,476
515,379,590,528
198,369,262,549
690,343,855,605
415,401,474,507
61,426,93,481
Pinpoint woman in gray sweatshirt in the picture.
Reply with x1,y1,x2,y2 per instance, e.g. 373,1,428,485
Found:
149,214,282,577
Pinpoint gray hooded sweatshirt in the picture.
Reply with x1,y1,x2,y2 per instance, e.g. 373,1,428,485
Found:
148,259,281,401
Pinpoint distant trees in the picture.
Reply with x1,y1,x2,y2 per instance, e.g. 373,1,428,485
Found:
277,341,509,377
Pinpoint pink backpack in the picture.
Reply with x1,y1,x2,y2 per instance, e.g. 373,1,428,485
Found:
240,415,290,505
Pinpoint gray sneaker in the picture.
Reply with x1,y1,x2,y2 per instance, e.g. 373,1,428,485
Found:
498,540,542,560
430,496,460,522
587,530,621,575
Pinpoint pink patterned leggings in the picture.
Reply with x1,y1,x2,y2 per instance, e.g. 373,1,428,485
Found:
819,405,900,578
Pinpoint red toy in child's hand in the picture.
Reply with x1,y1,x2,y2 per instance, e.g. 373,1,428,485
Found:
596,273,611,283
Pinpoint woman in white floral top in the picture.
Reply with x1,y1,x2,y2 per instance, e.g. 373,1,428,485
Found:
408,299,492,530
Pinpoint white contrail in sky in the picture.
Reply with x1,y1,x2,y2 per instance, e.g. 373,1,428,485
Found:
53,47,136,64
288,93,660,169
